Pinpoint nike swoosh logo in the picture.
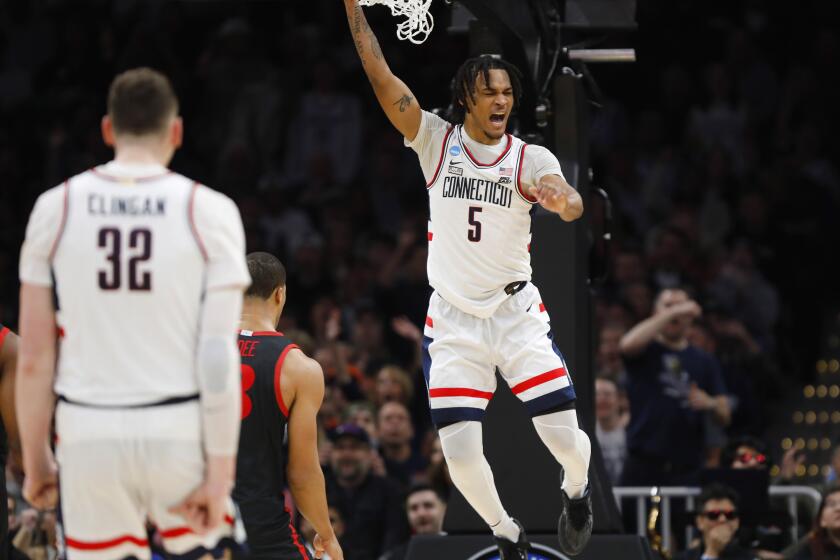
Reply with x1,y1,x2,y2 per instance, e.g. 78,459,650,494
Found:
449,160,461,166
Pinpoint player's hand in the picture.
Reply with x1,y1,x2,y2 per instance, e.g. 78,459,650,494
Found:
22,452,59,510
529,184,568,215
168,479,230,535
313,533,344,559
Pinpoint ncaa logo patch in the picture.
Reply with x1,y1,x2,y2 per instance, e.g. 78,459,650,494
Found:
449,145,462,156
466,543,572,560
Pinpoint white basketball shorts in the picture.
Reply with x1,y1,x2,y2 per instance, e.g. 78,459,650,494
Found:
422,282,576,426
55,400,239,560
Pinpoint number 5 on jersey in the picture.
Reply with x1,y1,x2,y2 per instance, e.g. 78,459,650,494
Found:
468,206,482,242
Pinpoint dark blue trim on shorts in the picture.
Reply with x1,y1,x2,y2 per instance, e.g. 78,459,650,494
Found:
422,335,433,389
524,386,577,417
546,330,572,385
546,330,565,359
431,406,485,426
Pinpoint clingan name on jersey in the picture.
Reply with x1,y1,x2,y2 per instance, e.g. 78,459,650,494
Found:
441,176,513,209
87,194,166,216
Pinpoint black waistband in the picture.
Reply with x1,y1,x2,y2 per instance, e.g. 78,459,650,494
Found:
57,393,199,409
504,281,528,296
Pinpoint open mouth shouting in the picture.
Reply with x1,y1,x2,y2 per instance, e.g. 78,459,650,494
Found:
489,112,507,130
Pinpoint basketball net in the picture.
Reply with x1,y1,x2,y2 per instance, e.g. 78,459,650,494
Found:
358,0,434,44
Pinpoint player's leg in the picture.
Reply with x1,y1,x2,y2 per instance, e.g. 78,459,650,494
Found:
495,284,593,555
55,404,151,560
424,294,526,554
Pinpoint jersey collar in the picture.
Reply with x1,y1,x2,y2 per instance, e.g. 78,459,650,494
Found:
457,126,513,168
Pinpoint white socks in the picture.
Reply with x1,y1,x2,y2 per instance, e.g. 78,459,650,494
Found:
439,421,520,542
532,409,591,499
491,516,521,543
438,411,591,544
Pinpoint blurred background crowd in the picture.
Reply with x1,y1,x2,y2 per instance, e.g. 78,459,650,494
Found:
1,0,840,559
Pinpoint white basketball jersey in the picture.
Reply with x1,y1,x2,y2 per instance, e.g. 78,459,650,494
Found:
425,126,536,318
19,161,249,406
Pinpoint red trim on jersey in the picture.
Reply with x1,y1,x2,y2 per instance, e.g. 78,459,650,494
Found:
425,316,434,328
57,326,65,339
426,126,455,189
539,303,546,313
240,330,285,337
516,144,538,203
274,344,300,417
429,387,494,400
160,514,235,539
90,167,172,183
65,534,148,550
285,507,309,559
0,327,9,353
48,180,70,262
511,368,566,395
461,130,513,168
188,182,208,262
427,231,433,241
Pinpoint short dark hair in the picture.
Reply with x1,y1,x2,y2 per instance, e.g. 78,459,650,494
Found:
107,67,178,136
448,56,523,124
720,436,767,468
245,252,286,299
406,483,446,506
697,483,740,512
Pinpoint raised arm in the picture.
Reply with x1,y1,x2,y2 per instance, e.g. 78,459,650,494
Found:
619,300,701,357
343,0,422,141
284,351,343,560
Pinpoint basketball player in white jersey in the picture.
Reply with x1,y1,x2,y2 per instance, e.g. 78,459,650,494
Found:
343,2,593,557
16,68,250,560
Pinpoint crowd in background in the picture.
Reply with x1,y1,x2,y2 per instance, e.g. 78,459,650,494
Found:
1,0,840,559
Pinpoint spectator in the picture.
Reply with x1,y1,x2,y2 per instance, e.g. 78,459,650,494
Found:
374,365,414,407
325,424,410,560
784,484,840,559
597,322,629,382
720,437,769,471
676,483,758,560
346,401,380,446
351,305,393,377
595,377,628,485
425,436,452,501
377,402,427,487
379,483,447,560
825,447,840,485
619,288,730,486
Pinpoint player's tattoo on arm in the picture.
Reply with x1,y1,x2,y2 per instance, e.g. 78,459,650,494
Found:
393,94,414,112
351,4,367,66
350,2,383,65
